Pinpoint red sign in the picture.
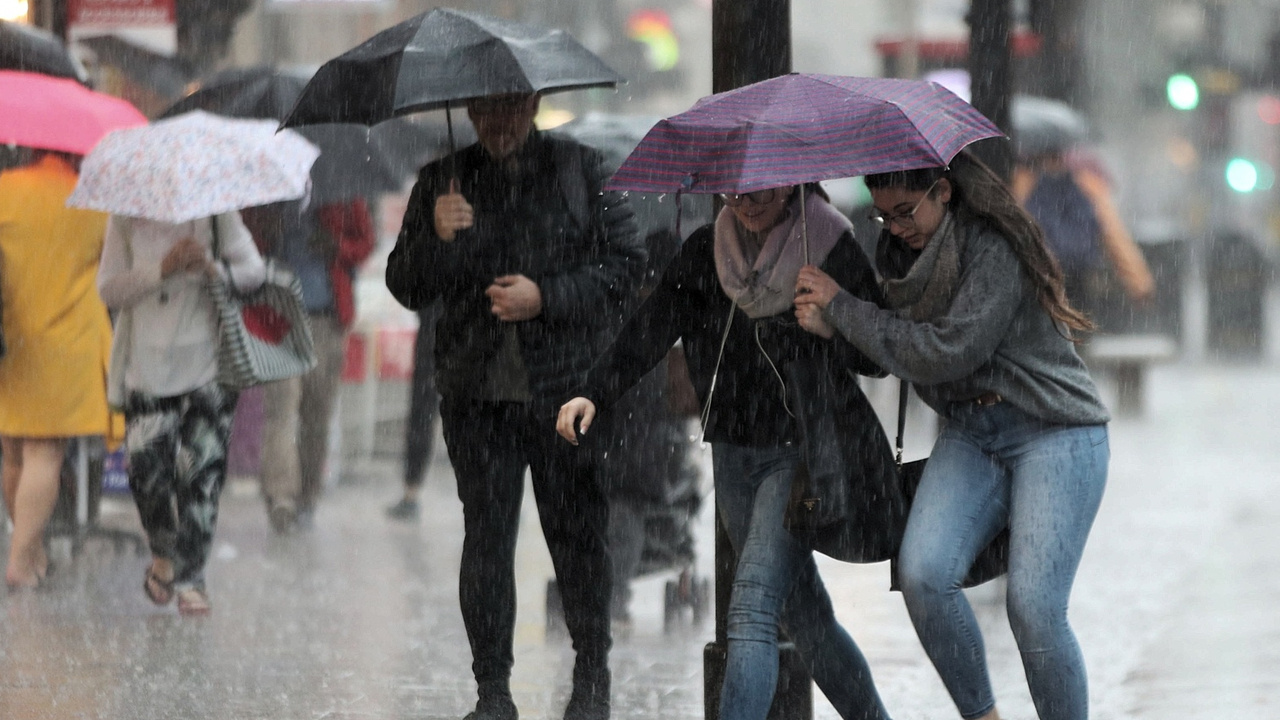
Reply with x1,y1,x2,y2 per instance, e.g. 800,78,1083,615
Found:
69,0,175,28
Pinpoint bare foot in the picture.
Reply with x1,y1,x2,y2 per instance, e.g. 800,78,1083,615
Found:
34,545,49,580
5,565,40,590
177,588,212,616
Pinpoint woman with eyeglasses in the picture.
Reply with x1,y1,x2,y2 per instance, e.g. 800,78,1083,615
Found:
794,149,1109,720
558,183,897,720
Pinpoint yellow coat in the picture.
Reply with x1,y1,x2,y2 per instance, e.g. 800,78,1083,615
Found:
0,155,115,438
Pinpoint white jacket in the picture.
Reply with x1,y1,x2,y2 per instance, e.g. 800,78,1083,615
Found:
98,213,265,398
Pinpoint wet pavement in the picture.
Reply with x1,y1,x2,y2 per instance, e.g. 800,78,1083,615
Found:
2,361,1278,720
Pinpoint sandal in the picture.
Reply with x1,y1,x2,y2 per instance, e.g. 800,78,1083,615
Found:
143,567,174,606
177,588,212,617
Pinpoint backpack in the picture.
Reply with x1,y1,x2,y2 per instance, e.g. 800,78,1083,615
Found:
1024,171,1102,273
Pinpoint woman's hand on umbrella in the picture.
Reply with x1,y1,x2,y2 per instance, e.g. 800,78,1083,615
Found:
161,237,211,278
434,178,473,241
794,303,835,338
556,398,597,445
794,265,840,307
794,264,839,338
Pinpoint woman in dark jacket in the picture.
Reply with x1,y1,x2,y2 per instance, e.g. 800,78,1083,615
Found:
794,150,1109,720
558,184,895,720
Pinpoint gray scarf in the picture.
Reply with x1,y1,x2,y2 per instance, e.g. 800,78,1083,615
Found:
882,211,962,322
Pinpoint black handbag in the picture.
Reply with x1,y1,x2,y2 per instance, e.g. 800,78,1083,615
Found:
889,379,1010,590
783,353,908,564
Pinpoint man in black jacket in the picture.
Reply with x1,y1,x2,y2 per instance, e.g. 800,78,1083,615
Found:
386,91,644,720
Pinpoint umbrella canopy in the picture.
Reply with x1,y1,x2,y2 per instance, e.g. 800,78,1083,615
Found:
606,73,1004,195
0,20,87,82
77,35,193,100
558,112,711,242
67,111,320,224
1011,95,1091,156
161,66,448,202
279,7,623,129
0,70,147,155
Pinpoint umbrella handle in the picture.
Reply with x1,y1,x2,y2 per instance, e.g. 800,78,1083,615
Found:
446,103,458,183
800,183,809,265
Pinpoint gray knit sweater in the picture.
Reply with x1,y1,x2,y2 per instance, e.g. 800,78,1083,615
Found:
825,223,1110,426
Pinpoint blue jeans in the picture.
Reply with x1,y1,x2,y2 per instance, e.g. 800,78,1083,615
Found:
897,402,1108,720
713,443,890,720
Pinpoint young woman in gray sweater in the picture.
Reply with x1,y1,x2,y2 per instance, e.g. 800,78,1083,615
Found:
794,150,1109,720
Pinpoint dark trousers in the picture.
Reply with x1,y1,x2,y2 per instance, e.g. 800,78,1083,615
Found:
440,397,612,690
403,304,440,488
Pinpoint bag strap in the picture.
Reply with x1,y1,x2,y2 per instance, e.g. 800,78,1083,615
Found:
895,378,909,468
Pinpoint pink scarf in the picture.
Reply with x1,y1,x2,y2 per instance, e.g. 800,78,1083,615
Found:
714,190,851,318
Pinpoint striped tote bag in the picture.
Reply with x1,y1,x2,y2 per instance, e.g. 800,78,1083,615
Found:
207,217,316,390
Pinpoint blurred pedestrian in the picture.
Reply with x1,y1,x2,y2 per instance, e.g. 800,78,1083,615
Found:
1012,148,1154,319
386,301,442,522
240,198,375,533
794,150,1110,720
595,227,700,632
559,183,894,720
386,91,644,720
0,150,113,589
98,211,265,615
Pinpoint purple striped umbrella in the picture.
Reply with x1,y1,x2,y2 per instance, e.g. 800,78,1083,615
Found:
606,73,1004,194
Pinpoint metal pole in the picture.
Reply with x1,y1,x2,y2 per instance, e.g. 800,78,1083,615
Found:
707,3,812,719
967,0,1015,180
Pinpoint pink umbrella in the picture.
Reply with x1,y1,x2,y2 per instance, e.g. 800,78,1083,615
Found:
0,70,147,155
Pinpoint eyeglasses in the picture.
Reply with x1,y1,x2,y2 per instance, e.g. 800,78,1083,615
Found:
468,95,533,116
719,188,780,206
868,179,940,230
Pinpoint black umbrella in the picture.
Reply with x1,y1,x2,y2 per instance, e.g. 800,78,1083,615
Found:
0,19,87,82
279,7,624,162
77,35,191,99
160,66,445,202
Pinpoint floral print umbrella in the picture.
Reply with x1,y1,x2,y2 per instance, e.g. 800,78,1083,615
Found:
67,111,320,224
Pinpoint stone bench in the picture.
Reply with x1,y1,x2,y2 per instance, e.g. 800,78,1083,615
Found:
1082,333,1180,418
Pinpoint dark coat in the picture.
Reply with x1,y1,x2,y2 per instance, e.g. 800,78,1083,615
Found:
386,131,645,415
578,221,885,447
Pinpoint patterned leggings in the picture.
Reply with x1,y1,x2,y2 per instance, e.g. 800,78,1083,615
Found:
124,381,238,591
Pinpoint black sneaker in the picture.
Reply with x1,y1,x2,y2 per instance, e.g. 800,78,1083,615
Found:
385,497,420,521
462,693,518,720
564,667,610,720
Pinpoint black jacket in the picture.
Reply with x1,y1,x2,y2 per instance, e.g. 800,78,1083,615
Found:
578,222,885,447
386,131,645,413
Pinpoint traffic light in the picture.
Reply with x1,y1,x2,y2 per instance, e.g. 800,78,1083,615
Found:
1224,157,1274,193
1167,73,1200,110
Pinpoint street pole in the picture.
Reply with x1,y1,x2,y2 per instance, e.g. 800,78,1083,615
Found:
706,3,812,719
967,0,1015,180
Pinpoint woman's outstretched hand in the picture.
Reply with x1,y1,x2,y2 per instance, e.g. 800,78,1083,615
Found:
556,398,597,445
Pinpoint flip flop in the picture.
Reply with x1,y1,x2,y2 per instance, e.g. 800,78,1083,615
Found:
143,567,174,606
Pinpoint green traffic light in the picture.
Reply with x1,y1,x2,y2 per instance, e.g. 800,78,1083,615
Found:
1167,73,1199,110
1226,158,1259,193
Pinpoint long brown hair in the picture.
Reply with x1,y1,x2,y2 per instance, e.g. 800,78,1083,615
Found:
864,150,1094,337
